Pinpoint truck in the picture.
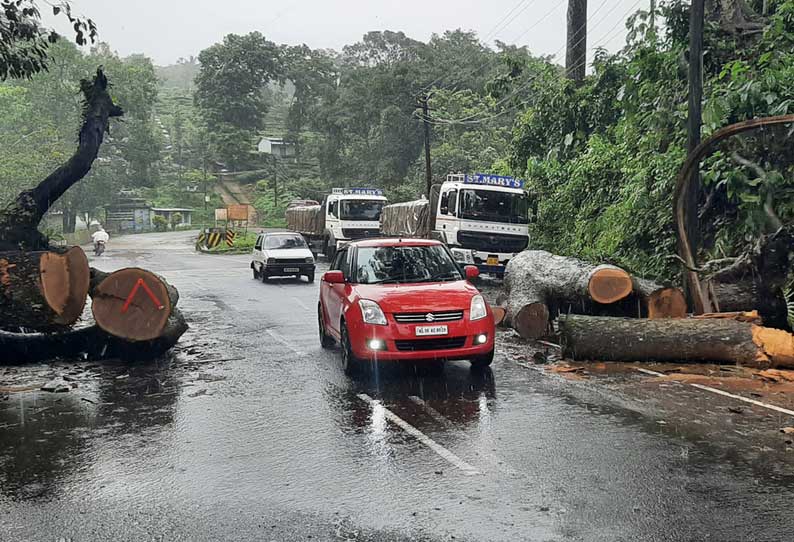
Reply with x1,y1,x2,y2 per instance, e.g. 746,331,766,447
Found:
285,188,387,259
379,173,530,276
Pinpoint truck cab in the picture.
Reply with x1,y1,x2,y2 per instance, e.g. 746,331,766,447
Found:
432,174,530,276
322,188,387,258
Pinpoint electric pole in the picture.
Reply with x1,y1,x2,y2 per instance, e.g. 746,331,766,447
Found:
565,0,587,81
418,94,432,197
686,0,705,255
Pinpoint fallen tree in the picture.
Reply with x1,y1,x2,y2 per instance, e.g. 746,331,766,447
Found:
502,250,685,339
0,69,187,363
559,314,794,368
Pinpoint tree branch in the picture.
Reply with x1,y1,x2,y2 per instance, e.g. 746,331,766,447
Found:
0,68,123,250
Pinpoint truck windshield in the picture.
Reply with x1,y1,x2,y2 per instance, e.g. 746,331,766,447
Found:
354,245,462,284
340,200,384,221
459,189,528,224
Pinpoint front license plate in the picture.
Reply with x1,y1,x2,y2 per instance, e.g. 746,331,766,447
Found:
284,267,300,272
487,256,499,266
415,325,448,336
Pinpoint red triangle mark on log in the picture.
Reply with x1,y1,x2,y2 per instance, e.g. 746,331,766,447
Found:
121,278,165,314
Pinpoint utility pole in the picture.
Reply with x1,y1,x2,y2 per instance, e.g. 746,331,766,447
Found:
418,94,432,197
686,0,705,256
649,0,656,37
565,0,587,81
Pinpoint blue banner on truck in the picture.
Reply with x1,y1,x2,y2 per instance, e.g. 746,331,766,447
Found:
464,174,524,189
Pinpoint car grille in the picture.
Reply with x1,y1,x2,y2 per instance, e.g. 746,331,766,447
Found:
273,258,307,265
457,230,528,253
342,228,379,240
394,337,467,352
393,310,463,323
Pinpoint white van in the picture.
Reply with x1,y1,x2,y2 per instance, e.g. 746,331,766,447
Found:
251,231,316,283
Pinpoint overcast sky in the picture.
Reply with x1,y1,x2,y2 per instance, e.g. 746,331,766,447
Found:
53,0,648,66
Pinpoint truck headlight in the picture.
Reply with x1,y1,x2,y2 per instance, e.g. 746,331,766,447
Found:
452,248,474,264
359,299,387,325
470,295,487,321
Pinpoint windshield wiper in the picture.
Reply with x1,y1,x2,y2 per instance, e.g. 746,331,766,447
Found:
370,276,403,284
419,272,460,283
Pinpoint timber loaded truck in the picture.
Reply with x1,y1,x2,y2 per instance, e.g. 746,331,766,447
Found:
286,188,387,259
379,173,530,277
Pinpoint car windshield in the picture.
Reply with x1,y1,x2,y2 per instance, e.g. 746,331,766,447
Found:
459,189,528,224
340,200,384,221
264,234,307,249
354,245,462,284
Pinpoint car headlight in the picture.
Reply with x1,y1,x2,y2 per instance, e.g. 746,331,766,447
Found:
305,257,314,263
470,295,487,321
359,299,387,325
267,258,275,264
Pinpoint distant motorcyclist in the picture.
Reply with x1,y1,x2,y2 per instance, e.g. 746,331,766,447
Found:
91,226,109,256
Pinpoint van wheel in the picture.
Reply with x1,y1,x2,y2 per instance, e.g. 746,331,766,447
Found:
306,271,315,283
252,264,260,280
261,269,269,283
340,322,360,376
471,348,494,370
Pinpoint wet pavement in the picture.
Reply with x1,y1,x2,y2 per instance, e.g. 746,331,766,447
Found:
2,231,794,541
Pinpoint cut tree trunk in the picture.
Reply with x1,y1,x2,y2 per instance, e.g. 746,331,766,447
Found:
0,308,188,364
0,246,89,331
90,267,179,342
504,250,634,339
559,314,794,368
631,277,687,319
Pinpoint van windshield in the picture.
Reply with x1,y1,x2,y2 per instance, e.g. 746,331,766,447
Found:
264,234,307,249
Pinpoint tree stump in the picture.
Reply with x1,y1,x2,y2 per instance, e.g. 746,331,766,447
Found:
0,246,89,331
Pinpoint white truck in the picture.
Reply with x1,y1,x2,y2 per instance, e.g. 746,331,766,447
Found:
379,173,530,276
286,188,387,259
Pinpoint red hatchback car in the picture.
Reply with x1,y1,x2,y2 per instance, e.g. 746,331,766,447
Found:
318,238,495,374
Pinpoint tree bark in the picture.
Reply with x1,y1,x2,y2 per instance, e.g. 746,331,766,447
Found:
0,247,89,331
559,314,794,368
504,250,634,339
631,277,687,319
0,69,123,250
0,308,188,364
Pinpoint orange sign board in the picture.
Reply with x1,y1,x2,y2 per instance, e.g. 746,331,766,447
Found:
227,204,251,221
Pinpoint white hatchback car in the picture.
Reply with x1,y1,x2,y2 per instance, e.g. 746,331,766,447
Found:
251,232,316,282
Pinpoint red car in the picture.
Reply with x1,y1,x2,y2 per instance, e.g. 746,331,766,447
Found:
318,238,495,374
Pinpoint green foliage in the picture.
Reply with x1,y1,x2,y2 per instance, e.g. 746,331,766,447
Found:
509,0,794,279
152,215,168,232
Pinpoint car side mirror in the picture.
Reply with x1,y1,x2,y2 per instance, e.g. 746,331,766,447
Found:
323,270,345,284
464,265,479,281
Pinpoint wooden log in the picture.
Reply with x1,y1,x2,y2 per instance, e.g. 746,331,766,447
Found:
0,246,89,331
90,268,176,342
559,314,794,368
694,311,762,324
631,278,687,319
0,308,188,364
503,250,633,339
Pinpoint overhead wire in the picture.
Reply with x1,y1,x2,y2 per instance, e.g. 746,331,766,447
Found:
419,0,646,127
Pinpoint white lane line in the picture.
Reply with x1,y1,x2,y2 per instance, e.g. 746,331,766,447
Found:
635,367,794,417
357,393,480,476
264,329,306,356
408,395,451,427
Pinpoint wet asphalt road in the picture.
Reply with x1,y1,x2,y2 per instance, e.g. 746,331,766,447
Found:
3,231,794,541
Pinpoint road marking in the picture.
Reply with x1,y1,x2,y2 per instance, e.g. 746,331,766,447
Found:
408,395,451,427
635,367,794,417
357,393,480,476
264,329,306,356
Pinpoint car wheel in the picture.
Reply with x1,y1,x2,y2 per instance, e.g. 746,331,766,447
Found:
471,348,494,369
318,304,334,349
340,322,360,376
306,271,315,283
